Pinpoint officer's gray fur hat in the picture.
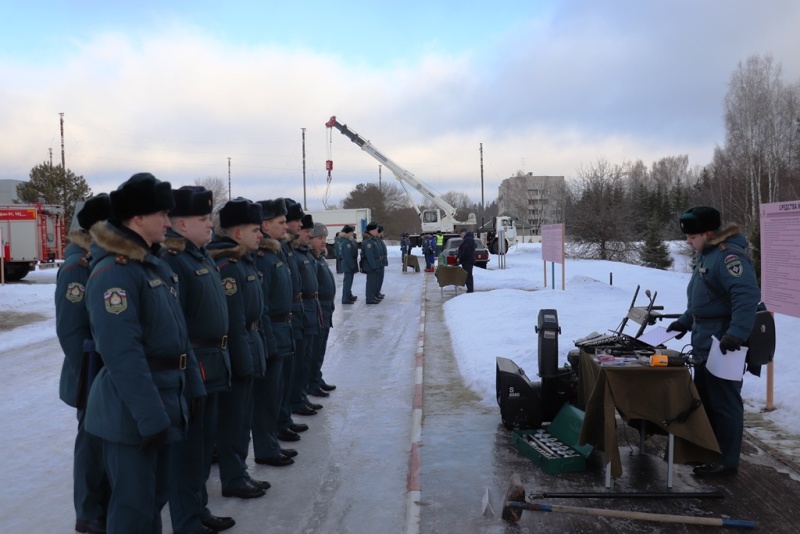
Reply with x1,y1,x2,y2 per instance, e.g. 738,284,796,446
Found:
311,222,328,237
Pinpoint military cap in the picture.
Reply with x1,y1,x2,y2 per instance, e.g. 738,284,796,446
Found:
679,206,721,234
284,198,305,222
300,213,314,230
170,186,213,217
110,172,174,221
77,193,112,230
341,224,355,234
366,221,378,232
311,222,328,237
219,197,263,228
257,198,288,220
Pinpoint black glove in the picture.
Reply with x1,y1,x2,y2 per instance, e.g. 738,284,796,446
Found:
140,428,168,455
719,334,744,355
190,396,206,422
666,320,688,340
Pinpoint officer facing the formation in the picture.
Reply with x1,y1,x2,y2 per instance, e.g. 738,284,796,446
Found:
290,214,323,416
361,222,382,304
308,222,337,397
376,225,387,300
56,193,112,534
337,225,358,304
207,198,270,499
667,206,761,477
85,173,205,533
277,199,310,442
162,186,235,533
252,198,297,468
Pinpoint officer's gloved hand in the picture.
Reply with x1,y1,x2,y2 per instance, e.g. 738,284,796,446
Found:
719,334,744,355
666,321,689,340
190,396,206,421
140,428,168,455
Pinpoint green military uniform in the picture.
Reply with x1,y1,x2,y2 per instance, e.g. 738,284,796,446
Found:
361,226,382,303
338,229,358,303
290,237,321,412
310,245,336,393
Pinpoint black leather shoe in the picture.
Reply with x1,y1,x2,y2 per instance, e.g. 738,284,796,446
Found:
76,518,106,534
377,293,385,298
288,423,308,433
366,300,380,304
293,406,317,416
306,402,323,411
186,525,216,534
350,296,358,301
342,300,354,304
201,515,236,531
693,464,738,477
280,448,298,458
255,455,295,467
277,429,301,441
221,483,266,499
247,478,272,491
320,383,337,391
309,388,330,397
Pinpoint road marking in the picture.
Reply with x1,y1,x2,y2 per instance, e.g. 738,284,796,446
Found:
405,273,427,534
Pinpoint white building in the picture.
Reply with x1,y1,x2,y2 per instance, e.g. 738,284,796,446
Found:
497,173,565,235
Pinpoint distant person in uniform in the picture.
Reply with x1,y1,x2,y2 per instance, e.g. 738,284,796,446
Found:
376,225,387,300
333,231,343,273
337,225,358,304
400,233,410,268
56,193,112,534
162,186,235,533
361,222,382,303
456,227,476,293
435,230,445,259
667,206,761,477
84,173,206,533
308,222,337,397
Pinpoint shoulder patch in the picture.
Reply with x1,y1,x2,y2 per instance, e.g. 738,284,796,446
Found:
222,277,238,296
726,260,743,277
724,254,739,264
66,282,85,303
104,288,128,314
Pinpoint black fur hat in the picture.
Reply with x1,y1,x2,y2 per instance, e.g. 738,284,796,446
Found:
300,213,314,230
366,221,378,232
77,193,112,230
284,198,305,222
219,197,263,228
341,225,355,234
170,186,213,217
110,173,174,221
679,206,721,234
257,198,288,220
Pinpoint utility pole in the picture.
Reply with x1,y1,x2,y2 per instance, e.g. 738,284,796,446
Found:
59,113,66,207
301,128,307,210
480,143,484,228
378,164,382,189
227,157,231,200
49,148,53,167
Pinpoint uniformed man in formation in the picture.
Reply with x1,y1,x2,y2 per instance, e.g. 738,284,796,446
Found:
336,224,358,304
360,221,383,304
57,176,348,534
56,193,112,534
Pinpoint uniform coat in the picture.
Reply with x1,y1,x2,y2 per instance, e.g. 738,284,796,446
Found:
338,234,358,302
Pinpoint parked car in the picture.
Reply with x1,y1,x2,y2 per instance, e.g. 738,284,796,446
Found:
442,237,490,269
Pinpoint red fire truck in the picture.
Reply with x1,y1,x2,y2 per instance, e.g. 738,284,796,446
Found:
1,204,66,281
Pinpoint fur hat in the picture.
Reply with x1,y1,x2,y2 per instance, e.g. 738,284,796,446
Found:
257,198,288,220
77,193,112,230
679,206,721,234
341,224,355,234
110,173,174,221
300,213,314,230
284,198,305,222
366,221,378,232
170,186,213,217
311,222,328,237
219,197,263,228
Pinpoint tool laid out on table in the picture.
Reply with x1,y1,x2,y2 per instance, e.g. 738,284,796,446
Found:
502,474,755,529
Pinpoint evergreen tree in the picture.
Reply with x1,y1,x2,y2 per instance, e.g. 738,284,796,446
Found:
16,162,91,226
640,216,674,270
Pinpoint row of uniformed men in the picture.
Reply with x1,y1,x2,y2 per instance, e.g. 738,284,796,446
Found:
332,222,388,305
55,172,337,534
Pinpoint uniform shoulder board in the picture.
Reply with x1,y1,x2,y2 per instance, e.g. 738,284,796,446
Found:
115,255,129,265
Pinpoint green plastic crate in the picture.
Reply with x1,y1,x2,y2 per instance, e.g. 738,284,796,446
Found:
511,404,593,474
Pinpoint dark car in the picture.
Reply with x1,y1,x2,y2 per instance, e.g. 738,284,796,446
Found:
442,237,490,269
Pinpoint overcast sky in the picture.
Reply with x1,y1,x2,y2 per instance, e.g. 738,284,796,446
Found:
1,0,799,210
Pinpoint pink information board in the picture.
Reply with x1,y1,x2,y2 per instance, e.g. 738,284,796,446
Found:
760,201,800,318
541,224,564,264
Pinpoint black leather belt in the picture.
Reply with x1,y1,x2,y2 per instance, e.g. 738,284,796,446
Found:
270,313,292,322
249,321,260,331
302,292,318,300
293,294,303,302
190,336,228,349
148,354,187,372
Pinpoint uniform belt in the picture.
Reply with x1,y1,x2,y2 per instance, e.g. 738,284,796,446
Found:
302,291,318,300
318,295,335,301
692,315,730,323
293,294,303,302
249,321,260,331
190,336,228,349
270,313,293,322
148,354,187,372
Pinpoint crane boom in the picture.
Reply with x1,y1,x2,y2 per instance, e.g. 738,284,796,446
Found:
325,115,476,233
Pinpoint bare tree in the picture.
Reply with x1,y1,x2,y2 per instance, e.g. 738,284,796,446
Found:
195,176,229,213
